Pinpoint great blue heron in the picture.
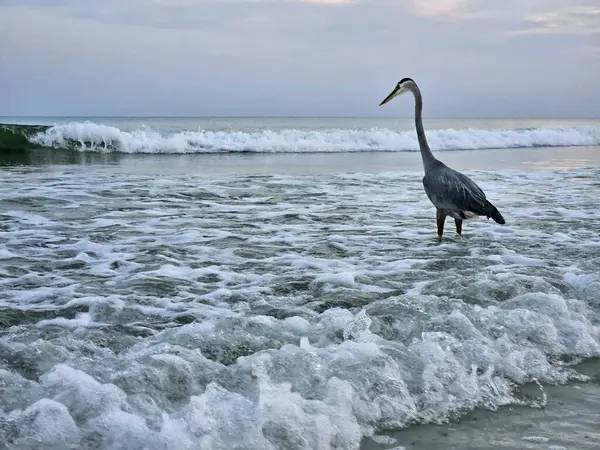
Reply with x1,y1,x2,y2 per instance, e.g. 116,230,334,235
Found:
379,77,505,242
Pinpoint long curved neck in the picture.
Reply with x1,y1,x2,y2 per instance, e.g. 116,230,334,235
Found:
412,86,437,172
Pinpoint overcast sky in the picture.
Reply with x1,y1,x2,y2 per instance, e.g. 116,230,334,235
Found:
0,0,598,118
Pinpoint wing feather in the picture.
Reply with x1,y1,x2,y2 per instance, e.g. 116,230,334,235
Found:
422,167,489,213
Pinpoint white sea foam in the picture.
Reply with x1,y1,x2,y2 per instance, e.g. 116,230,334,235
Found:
370,435,398,445
1,166,600,449
522,435,550,442
28,121,600,153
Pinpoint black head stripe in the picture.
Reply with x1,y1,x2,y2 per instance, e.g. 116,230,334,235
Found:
398,77,414,86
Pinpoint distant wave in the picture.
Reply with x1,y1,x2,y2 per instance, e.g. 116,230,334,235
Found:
2,121,600,154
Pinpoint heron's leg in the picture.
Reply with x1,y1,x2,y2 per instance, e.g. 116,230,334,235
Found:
436,209,446,242
455,219,463,235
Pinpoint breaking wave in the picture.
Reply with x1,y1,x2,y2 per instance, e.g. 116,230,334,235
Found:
2,121,600,154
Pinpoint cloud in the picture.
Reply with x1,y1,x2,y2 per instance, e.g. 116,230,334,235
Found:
3,0,597,35
294,0,356,4
0,0,257,29
406,0,481,20
514,4,600,36
1,0,362,33
399,0,600,37
1,0,599,117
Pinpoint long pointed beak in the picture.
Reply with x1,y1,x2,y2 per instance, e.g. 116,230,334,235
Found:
379,87,403,106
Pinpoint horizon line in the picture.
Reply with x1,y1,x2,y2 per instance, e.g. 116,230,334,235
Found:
1,115,599,121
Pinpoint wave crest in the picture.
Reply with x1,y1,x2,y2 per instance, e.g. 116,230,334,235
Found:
3,121,600,154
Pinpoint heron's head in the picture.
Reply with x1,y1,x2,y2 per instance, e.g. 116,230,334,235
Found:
379,77,416,106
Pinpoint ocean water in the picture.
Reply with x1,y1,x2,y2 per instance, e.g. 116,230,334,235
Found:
1,117,600,450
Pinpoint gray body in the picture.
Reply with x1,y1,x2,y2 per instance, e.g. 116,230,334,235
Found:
380,78,505,239
422,160,494,221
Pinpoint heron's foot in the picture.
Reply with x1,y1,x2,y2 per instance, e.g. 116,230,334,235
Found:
454,219,463,236
437,234,443,243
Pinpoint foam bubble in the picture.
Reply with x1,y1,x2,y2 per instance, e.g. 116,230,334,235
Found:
370,435,398,444
4,399,80,450
522,435,550,442
37,312,97,330
1,165,599,449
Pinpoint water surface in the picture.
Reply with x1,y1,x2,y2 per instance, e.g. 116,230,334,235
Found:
1,117,600,449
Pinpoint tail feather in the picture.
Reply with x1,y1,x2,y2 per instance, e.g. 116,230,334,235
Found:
488,203,505,224
468,200,506,224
